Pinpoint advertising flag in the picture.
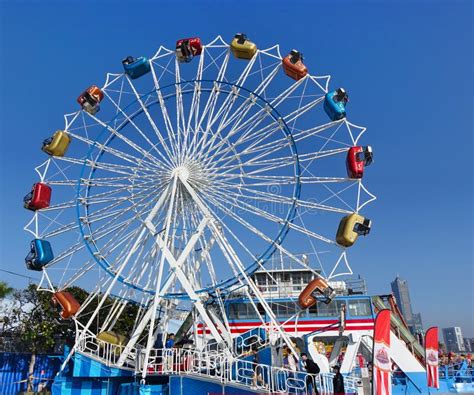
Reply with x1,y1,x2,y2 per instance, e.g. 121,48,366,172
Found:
372,309,392,395
425,327,439,389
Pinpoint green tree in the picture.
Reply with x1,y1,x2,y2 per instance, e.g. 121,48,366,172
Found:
7,284,139,392
0,281,13,299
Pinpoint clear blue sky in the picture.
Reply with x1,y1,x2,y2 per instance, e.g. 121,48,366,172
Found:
0,1,472,336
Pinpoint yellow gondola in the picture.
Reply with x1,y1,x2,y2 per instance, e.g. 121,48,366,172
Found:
42,130,71,157
97,330,128,346
230,33,257,60
336,213,371,247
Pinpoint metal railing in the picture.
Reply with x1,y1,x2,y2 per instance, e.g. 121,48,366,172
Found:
440,364,474,385
142,347,360,394
76,332,137,368
233,326,269,356
76,334,360,393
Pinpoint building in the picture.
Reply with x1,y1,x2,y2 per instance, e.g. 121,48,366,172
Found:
442,327,466,353
463,338,472,353
391,276,414,324
411,313,423,334
391,276,424,334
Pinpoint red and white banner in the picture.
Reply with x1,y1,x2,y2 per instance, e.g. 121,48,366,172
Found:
372,309,392,395
425,327,439,389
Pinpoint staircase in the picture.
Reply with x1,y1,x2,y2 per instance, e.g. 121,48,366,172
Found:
372,296,425,362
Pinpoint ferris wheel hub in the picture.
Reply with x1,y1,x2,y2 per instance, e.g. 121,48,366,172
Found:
173,166,190,181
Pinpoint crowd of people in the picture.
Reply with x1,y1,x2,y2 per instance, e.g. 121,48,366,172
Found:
439,352,473,367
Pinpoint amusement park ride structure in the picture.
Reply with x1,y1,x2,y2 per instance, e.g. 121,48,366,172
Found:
21,34,394,393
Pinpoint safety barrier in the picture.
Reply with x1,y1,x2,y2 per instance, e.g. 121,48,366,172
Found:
77,332,137,368
233,326,269,356
77,334,360,393
143,347,360,394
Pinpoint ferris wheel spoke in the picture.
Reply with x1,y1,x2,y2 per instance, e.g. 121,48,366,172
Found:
210,74,295,146
200,105,282,167
206,54,259,131
125,75,177,164
40,186,161,232
214,155,294,172
234,95,325,153
79,178,161,204
236,89,323,148
206,189,336,245
101,90,174,167
84,112,169,171
193,54,231,154
209,181,352,216
200,106,275,167
226,120,341,168
216,62,285,134
186,50,205,134
124,237,159,286
202,51,231,134
298,147,348,161
300,176,353,184
194,61,281,160
75,184,167,244
64,130,161,170
218,147,348,172
174,59,187,161
43,191,159,264
149,59,180,161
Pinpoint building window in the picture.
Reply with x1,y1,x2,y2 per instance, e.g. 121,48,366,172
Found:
306,300,346,317
270,302,298,317
229,303,239,319
348,299,372,317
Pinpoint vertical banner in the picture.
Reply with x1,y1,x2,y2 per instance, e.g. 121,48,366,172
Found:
425,327,439,389
372,309,392,395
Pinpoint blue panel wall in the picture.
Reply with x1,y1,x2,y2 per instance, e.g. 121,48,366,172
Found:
73,352,134,378
0,352,62,395
169,376,262,395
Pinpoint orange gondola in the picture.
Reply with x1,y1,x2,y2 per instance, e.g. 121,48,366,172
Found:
298,278,336,308
52,291,80,319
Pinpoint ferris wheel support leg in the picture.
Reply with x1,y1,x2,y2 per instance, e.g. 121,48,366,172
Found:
179,175,300,359
75,185,171,348
117,215,216,367
141,176,180,379
146,217,229,345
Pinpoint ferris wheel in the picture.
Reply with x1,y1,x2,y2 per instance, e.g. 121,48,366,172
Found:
23,34,375,375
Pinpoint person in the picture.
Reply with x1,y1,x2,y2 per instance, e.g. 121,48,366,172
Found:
165,333,175,349
164,333,175,372
301,353,320,395
251,348,265,388
287,349,298,377
333,365,345,395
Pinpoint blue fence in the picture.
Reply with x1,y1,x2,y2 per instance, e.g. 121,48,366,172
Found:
0,352,62,394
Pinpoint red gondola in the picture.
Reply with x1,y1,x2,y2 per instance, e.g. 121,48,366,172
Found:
346,146,373,179
23,183,51,211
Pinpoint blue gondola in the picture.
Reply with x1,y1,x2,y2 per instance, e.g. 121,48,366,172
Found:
324,88,348,121
122,56,151,79
25,239,54,271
